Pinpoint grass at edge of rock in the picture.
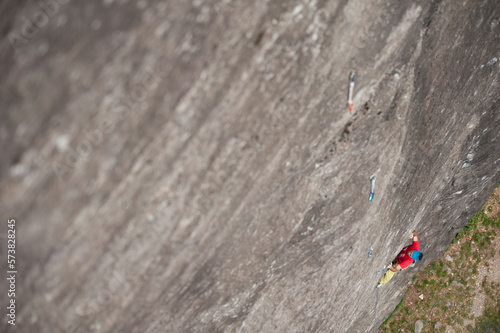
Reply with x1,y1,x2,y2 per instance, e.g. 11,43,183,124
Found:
379,185,500,333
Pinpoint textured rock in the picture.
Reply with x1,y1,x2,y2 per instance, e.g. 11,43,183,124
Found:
445,325,457,333
415,319,424,333
0,1,500,333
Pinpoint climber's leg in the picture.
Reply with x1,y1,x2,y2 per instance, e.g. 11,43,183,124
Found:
378,260,400,286
379,269,396,285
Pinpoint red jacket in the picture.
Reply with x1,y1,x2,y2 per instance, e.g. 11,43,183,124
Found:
396,240,419,269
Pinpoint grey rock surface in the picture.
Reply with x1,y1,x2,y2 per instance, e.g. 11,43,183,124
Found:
415,319,424,333
1,0,500,333
445,325,457,333
444,326,456,333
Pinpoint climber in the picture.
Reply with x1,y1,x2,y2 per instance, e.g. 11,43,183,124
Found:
377,230,423,288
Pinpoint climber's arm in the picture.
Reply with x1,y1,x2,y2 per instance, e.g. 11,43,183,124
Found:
388,263,402,272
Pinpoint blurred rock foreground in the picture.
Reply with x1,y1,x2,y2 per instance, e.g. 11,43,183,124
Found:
0,0,499,332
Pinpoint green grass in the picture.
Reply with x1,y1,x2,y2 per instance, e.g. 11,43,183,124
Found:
476,281,500,329
382,298,405,326
456,210,482,239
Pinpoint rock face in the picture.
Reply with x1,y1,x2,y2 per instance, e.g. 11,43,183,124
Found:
1,1,499,332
